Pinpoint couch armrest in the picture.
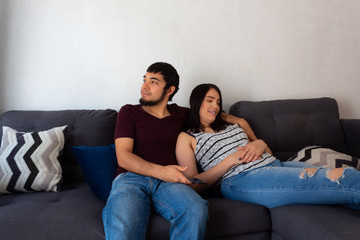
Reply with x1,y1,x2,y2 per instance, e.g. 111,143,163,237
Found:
341,119,360,158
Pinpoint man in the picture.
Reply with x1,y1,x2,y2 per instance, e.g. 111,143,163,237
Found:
102,62,208,240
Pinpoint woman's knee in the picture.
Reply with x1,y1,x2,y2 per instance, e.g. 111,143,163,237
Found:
326,168,345,181
299,168,318,179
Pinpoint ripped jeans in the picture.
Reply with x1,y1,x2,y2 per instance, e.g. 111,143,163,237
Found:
220,160,360,209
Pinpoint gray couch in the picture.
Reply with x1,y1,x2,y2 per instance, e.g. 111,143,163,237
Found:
0,97,359,240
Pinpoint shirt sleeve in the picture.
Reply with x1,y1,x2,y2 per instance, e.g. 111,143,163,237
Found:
114,105,136,140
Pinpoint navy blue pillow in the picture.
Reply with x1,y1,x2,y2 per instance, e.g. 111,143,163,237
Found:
71,144,117,202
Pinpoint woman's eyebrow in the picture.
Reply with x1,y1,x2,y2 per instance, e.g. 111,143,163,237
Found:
205,96,220,100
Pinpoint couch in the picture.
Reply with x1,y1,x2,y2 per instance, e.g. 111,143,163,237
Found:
0,97,359,240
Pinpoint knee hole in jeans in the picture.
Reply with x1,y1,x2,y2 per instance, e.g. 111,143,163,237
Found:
299,168,318,179
326,168,345,181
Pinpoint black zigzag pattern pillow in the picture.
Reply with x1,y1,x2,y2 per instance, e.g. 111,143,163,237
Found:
288,146,360,170
0,125,67,193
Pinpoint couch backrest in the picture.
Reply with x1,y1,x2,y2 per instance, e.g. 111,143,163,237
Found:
229,97,347,161
0,109,118,182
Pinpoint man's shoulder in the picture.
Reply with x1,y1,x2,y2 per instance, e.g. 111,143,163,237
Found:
117,104,143,120
168,103,189,114
119,104,142,114
120,104,141,111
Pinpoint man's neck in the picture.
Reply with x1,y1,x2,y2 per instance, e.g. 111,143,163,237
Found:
141,102,171,119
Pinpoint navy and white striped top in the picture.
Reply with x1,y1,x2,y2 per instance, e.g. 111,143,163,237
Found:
190,124,276,184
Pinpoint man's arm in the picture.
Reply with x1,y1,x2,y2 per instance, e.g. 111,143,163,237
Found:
221,113,258,141
115,138,192,184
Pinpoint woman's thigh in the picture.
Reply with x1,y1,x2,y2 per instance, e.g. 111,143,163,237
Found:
220,163,360,208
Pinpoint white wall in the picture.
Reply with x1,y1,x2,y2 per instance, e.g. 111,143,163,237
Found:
0,0,359,118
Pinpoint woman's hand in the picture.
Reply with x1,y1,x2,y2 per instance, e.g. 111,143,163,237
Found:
224,150,247,166
237,140,267,163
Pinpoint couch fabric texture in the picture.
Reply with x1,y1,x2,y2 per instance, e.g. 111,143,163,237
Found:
0,97,359,240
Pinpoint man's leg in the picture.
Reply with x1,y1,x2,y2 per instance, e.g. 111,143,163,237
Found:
152,180,208,240
102,173,152,240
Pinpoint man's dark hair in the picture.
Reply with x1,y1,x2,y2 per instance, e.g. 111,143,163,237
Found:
146,62,179,101
187,83,228,133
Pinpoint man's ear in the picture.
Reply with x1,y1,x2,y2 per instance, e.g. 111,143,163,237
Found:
167,86,175,96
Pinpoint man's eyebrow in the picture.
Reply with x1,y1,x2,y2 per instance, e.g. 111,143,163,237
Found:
143,75,160,81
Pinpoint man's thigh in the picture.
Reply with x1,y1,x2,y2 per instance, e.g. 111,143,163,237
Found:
104,173,153,233
151,182,208,221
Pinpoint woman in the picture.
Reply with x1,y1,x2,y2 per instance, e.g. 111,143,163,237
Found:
176,83,360,209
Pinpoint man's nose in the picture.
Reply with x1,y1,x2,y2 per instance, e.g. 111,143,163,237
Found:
142,81,150,89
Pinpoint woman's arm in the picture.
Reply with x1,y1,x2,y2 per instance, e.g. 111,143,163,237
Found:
175,132,242,192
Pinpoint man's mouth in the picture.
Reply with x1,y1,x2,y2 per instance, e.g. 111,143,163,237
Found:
141,91,150,96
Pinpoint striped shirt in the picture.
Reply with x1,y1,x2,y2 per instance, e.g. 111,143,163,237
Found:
190,124,276,184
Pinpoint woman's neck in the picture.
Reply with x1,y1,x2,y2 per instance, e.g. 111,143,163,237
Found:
201,123,215,133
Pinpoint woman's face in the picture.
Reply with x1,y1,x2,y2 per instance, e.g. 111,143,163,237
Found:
199,88,221,127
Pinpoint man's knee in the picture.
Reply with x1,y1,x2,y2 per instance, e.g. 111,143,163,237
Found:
187,198,209,221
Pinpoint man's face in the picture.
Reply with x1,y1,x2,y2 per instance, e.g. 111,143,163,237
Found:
139,72,168,106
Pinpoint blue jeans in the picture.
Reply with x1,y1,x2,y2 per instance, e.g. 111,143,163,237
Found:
221,160,360,209
102,172,208,240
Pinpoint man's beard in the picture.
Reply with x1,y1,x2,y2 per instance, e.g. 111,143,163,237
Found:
139,89,167,106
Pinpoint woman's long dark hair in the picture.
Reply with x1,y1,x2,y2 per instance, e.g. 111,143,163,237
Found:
187,83,228,133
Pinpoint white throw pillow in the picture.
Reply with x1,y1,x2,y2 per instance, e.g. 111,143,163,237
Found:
288,146,360,170
0,125,67,193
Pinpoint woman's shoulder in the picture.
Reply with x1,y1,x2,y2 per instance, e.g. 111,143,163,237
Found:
178,131,196,139
177,131,197,149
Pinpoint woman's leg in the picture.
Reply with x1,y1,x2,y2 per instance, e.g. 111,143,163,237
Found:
220,160,360,208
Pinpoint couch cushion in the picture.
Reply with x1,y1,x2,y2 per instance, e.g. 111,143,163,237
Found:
206,198,271,239
229,98,347,161
271,205,360,240
0,125,66,193
0,182,105,240
145,197,271,240
0,110,118,182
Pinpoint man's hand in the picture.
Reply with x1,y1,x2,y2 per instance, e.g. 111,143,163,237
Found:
157,165,193,185
237,140,267,163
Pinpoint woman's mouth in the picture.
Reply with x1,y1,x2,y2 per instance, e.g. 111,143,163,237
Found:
208,110,217,115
